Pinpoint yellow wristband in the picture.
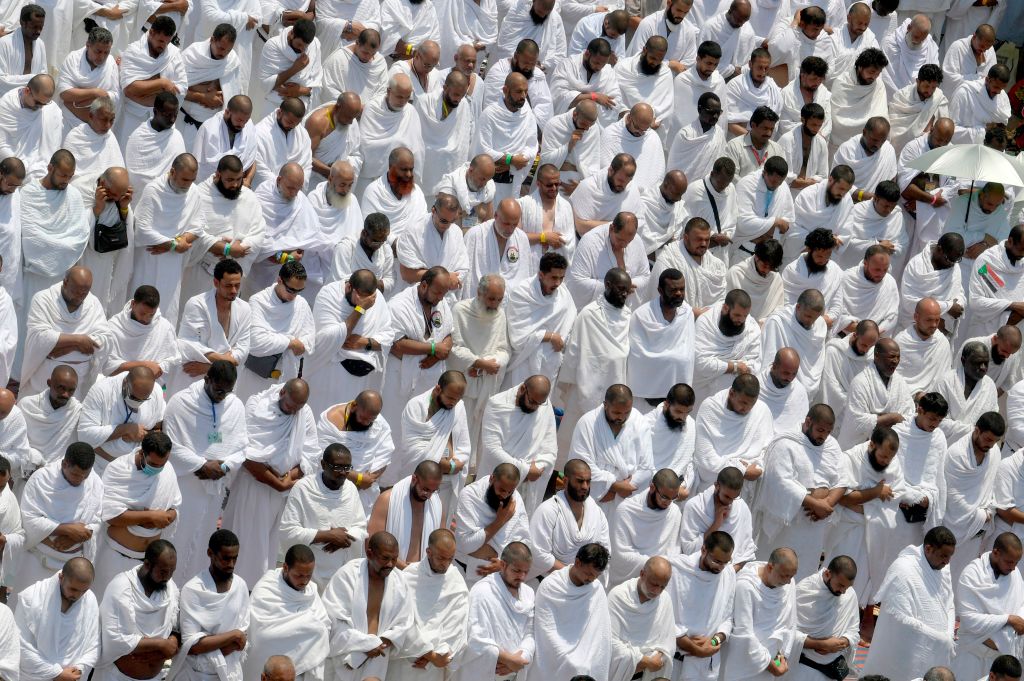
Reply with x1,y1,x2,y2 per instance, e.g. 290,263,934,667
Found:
356,472,364,485
540,232,547,244
405,43,413,56
354,305,365,314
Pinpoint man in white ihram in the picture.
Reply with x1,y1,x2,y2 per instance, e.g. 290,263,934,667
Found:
607,556,675,681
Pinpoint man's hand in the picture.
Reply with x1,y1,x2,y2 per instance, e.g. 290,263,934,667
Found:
733,361,750,375
611,477,637,498
96,5,125,18
148,510,177,529
54,522,93,543
568,129,584,150
966,241,990,260
547,332,565,351
593,92,616,108
56,667,82,681
527,462,544,482
1008,614,1024,635
475,358,500,375
77,335,102,354
495,496,517,525
878,481,894,502
476,557,503,576
510,154,529,170
293,53,310,70
743,463,762,481
288,338,307,355
772,217,790,233
876,412,905,428
803,495,833,521
542,231,566,248
352,288,377,310
93,184,110,215
183,361,211,377
948,302,964,319
768,656,788,677
320,527,353,550
710,502,731,529
116,423,148,443
197,461,226,480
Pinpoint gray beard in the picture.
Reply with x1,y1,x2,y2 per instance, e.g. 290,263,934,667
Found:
326,184,353,209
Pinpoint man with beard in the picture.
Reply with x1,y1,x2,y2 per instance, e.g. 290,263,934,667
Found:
754,404,846,580
889,64,949,153
492,0,566,73
569,154,644,237
952,534,1024,681
328,213,395,295
667,530,738,681
899,117,957,258
395,194,469,298
963,226,1024,341
819,319,877,426
893,297,951,397
356,73,423,196
606,557,675,681
567,211,648,311
789,556,860,681
833,117,897,205
762,290,828,395
0,158,25,302
945,182,1011,286
306,269,395,415
641,384,697,501
898,232,964,332
181,154,266,304
416,72,475,205
171,530,250,681
315,393,394,518
19,366,83,471
785,167,854,267
724,50,782,139
15,556,100,679
629,270,695,408
777,103,829,198
651,217,726,313
540,100,602,192
670,40,728,141
691,290,763,411
56,27,119,134
569,10,629,63
862,526,956,677
475,72,539,202
828,246,899,337
681,466,757,563
629,0,698,74
113,16,186,144
480,39,553,127
829,47,888,149
826,426,903,607
244,544,331,681
388,41,442,99
322,29,389,105
781,228,844,309
192,94,258,184
518,164,575,265
615,37,673,138
637,172,689,260
250,97,312,190
369,461,444,569
162,361,248,586
359,147,428,245
838,181,905,271
321,532,413,679
934,342,999,446
964,325,1023,398
254,19,322,120
129,153,205,326
306,92,363,188
280,444,369,591
824,2,879,88
668,93,726,189
96,540,180,681
170,259,251,393
448,275,509,457
558,268,632,455
568,384,654,525
766,7,831,89
434,155,496,228
942,24,997,99
756,349,809,435
381,369,471,524
453,464,530,585
609,469,683,587
727,240,785,323
723,105,783,185
479,376,556,514
880,14,938,97
838,337,914,448
309,160,364,287
77,167,133,315
176,25,241,151
599,104,666,188
63,97,123,202
732,157,794,262
778,57,833,141
697,0,755,78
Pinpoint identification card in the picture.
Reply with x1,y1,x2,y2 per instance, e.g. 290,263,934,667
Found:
208,431,223,445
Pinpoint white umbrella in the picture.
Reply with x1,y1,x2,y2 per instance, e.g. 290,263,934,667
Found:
906,143,1024,219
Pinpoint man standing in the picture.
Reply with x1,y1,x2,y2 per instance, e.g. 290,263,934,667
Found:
394,195,469,298
244,545,331,681
610,470,683,587
250,98,313,190
222,379,318,587
356,74,422,195
20,366,83,470
790,557,860,681
116,17,186,143
125,92,185,200
894,298,951,396
96,540,180,681
819,321,878,412
828,246,900,337
452,465,530,585
77,368,165,475
323,531,415,680
934,342,999,445
691,290,763,408
0,75,62,182
898,234,965,332
254,19,322,119
680,467,757,563
862,527,957,678
101,286,180,391
359,147,427,245
173,530,250,681
192,95,258,181
838,337,915,449
762,290,828,396
607,557,674,681
461,202,531,299
475,72,539,201
15,557,100,680
368,461,444,569
628,269,694,409
79,166,133,316
0,5,46,95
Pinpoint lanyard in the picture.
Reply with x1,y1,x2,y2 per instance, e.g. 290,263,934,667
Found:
122,400,133,425
764,188,775,217
210,397,218,432
750,144,767,167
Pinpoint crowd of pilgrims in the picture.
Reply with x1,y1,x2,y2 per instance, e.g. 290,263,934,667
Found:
2,0,1024,678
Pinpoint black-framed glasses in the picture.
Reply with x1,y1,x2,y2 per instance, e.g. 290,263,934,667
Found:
324,463,352,473
283,281,306,295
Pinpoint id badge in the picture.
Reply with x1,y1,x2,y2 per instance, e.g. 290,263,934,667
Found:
208,431,223,445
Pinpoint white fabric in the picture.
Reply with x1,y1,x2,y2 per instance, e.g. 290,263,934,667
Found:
237,284,315,399
178,40,242,126
792,569,860,674
253,32,322,117
528,490,610,579
698,13,758,77
116,36,187,141
893,325,951,396
757,366,810,435
827,265,900,338
358,176,428,245
321,47,389,105
19,392,82,470
101,303,180,383
394,217,469,298
669,65,727,141
125,122,187,203
777,77,833,141
191,114,258,182
598,119,664,188
62,123,124,202
933,365,999,445
665,550,736,681
837,199,907,271
451,571,535,681
727,256,785,323
96,568,179,678
732,171,796,261
899,241,965,331
473,100,539,199
679,486,757,563
559,296,631,414
568,172,644,232
825,22,879,87
785,180,854,266
948,78,1012,145
248,182,323,292
694,387,775,491
169,568,250,681
721,561,798,681
650,243,727,311
667,121,726,195
691,302,763,407
540,110,604,184
326,236,395,296
607,576,675,681
838,365,915,448
0,89,62,182
501,276,576,389
777,127,829,199
888,81,949,152
615,53,673,127
566,222,649,310
415,91,476,197
453,476,531,584
0,28,46,94
881,19,939,95
491,2,566,72
941,36,997,99
828,64,889,148
609,493,681,587
833,136,898,198
14,572,99,679
963,244,1024,342
77,374,167,473
627,298,695,399
379,0,440,54
384,475,443,565
725,69,783,127
169,289,252,393
951,553,1024,681
357,95,424,184
478,57,554,126
249,110,314,189
761,305,828,396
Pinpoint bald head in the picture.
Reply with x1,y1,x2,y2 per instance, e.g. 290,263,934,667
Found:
524,374,551,398
774,348,801,373
505,71,528,91
335,91,362,121
355,389,382,411
368,531,399,554
262,656,296,681
278,162,305,184
283,378,309,403
769,547,798,569
0,388,14,419
389,146,414,168
909,13,932,41
575,99,599,122
28,73,54,97
661,170,688,202
63,557,95,583
329,159,355,185
496,197,521,224
100,166,130,194
65,266,93,292
848,1,870,18
126,365,157,395
916,297,941,317
428,528,456,552
933,117,954,137
629,102,655,128
50,365,78,386
644,555,672,581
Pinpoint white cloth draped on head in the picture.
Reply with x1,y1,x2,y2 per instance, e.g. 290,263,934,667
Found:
242,568,331,680
0,90,62,182
609,493,681,587
892,326,951,396
15,572,100,678
20,283,107,398
526,565,612,681
63,124,125,201
358,176,428,245
323,558,414,679
453,477,531,585
77,374,167,471
389,560,470,681
501,277,577,390
117,36,187,140
96,568,180,674
627,298,695,400
898,242,965,330
888,82,949,152
607,576,675,681
828,65,889,148
278,472,369,589
129,179,206,326
827,265,900,337
385,475,443,562
167,569,250,681
679,486,757,562
691,302,763,406
861,544,955,679
693,388,775,492
665,550,736,681
451,571,535,681
726,257,784,323
528,491,610,579
721,560,799,681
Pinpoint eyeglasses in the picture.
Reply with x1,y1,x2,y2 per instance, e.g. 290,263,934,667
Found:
324,463,352,473
282,281,306,295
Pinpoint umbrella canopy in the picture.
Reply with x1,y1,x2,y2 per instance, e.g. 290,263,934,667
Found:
906,143,1024,188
